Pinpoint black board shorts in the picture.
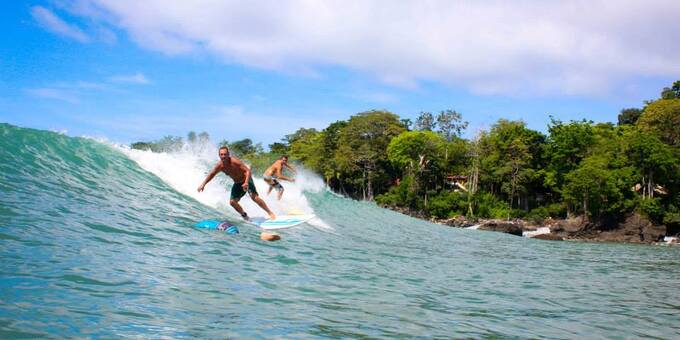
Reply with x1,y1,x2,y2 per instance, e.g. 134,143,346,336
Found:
230,177,258,200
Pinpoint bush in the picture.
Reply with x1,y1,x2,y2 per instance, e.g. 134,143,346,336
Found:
426,191,468,219
526,203,567,224
509,209,527,219
663,205,680,235
639,198,665,224
375,177,415,208
472,192,511,219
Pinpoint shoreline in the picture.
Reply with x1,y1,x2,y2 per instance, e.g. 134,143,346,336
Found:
383,205,679,246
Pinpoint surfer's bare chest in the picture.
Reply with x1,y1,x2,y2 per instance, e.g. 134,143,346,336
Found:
219,162,246,182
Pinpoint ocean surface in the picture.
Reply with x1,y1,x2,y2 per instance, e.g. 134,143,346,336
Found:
1,123,679,338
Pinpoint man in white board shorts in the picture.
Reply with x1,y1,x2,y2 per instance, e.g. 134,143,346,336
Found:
263,155,296,200
197,146,276,221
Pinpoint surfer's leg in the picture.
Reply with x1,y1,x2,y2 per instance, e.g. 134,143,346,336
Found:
264,177,274,195
230,183,248,220
229,199,248,219
275,181,284,200
250,193,276,220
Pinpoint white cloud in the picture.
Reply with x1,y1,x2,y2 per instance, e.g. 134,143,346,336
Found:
108,73,151,84
25,87,80,103
31,6,89,42
25,73,148,102
61,1,680,96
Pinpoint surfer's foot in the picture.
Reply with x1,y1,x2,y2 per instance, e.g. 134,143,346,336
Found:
268,212,276,220
241,212,250,221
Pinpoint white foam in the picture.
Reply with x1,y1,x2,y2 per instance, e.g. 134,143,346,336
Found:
113,142,323,222
523,227,551,238
664,236,678,244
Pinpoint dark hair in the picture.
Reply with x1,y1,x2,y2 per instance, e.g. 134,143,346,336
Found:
281,155,289,159
219,146,229,152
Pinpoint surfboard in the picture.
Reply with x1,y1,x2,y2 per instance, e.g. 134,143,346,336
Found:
194,220,239,234
248,214,316,230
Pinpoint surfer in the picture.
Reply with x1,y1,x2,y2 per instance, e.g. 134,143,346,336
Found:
263,155,296,200
197,146,276,221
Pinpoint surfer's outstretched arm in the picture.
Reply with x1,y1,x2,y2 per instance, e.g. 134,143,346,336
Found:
275,168,295,182
197,163,220,192
278,175,294,182
285,163,297,174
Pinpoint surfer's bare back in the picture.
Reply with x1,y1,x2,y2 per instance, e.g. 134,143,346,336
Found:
197,146,276,220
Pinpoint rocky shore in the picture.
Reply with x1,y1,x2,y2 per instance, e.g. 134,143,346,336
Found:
386,206,678,245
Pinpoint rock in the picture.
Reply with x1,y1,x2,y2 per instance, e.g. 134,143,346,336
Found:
478,221,523,236
641,224,666,243
560,216,588,233
595,214,666,244
443,215,475,228
260,232,281,241
532,233,564,241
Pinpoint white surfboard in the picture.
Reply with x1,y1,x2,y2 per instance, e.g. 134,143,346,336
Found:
248,214,316,230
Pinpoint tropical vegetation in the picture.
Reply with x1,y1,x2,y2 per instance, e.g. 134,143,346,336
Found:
132,81,680,233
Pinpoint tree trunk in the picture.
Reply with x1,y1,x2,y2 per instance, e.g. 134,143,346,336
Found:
649,169,654,199
362,169,367,201
583,190,589,222
367,170,374,201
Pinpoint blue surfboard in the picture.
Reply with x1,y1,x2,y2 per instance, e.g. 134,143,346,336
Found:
194,220,239,234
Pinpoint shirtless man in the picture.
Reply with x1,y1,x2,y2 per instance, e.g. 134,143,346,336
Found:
263,155,296,200
197,146,275,220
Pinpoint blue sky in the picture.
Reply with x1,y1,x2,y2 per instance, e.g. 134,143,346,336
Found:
1,1,679,146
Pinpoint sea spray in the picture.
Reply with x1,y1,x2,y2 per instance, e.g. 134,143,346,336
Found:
115,143,327,223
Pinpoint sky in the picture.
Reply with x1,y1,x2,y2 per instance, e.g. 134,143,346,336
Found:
1,0,679,146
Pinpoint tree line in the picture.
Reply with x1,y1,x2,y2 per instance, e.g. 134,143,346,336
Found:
132,81,680,232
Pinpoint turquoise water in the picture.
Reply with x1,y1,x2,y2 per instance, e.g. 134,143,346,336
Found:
1,123,679,338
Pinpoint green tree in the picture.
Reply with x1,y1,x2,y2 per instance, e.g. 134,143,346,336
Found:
637,99,680,146
544,119,595,193
268,142,288,155
479,120,545,212
562,154,633,221
624,127,677,199
660,80,680,99
287,128,323,170
436,109,468,141
387,131,446,207
319,121,348,186
227,138,262,156
617,108,642,126
400,118,413,131
436,109,469,173
415,111,436,131
335,110,405,200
